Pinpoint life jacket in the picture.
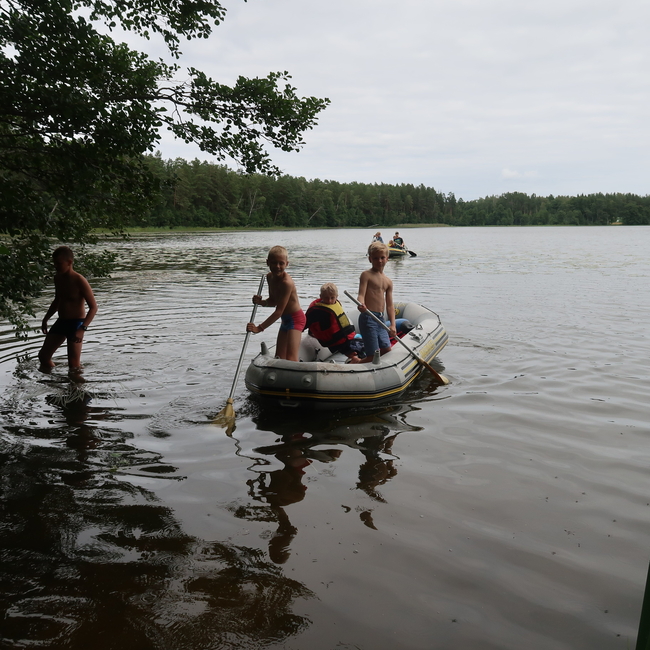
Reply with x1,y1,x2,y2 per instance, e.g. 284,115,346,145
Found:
306,299,356,348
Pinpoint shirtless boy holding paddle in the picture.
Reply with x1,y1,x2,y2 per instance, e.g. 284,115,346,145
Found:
356,241,396,362
247,245,305,362
38,246,98,372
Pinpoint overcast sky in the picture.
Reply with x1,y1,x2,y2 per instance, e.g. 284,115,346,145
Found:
150,0,648,200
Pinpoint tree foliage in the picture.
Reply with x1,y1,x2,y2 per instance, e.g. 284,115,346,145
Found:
136,157,650,230
0,0,329,332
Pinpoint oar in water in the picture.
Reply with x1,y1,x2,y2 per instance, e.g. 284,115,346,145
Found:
343,290,449,385
215,274,266,433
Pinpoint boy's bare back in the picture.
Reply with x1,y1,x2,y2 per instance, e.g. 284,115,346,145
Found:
54,270,95,319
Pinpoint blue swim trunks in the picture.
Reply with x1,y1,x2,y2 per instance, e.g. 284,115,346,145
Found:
279,310,306,332
358,311,391,356
49,318,85,341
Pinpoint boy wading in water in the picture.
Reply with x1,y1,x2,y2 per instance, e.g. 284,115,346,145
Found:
357,241,396,363
247,245,305,362
38,246,98,372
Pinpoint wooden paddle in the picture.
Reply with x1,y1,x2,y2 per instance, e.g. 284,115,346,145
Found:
343,290,449,385
215,274,266,433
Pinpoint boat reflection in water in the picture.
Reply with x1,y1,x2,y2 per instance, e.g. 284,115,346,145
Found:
230,405,421,564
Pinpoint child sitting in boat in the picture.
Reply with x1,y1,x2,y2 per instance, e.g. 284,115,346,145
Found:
305,283,364,363
246,245,305,362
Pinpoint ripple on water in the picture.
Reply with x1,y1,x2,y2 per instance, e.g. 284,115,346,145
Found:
0,227,649,649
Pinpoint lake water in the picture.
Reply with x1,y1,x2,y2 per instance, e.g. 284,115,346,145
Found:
0,226,648,649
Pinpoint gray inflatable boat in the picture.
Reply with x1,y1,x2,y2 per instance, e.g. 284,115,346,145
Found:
244,302,448,409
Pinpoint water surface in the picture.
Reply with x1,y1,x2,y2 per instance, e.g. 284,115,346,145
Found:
1,226,648,649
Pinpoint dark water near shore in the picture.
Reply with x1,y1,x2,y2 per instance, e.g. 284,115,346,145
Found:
0,226,648,649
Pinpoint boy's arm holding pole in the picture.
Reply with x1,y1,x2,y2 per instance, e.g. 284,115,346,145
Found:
356,272,369,312
248,276,292,333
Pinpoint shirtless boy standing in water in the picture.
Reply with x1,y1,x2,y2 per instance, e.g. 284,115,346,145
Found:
247,245,305,361
38,246,98,372
356,241,396,362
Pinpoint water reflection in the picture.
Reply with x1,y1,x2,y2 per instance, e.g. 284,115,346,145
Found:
45,376,102,455
2,228,646,648
236,434,314,564
0,366,313,648
228,406,420,564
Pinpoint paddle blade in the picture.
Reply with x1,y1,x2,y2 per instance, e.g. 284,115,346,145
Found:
419,358,449,385
214,398,236,435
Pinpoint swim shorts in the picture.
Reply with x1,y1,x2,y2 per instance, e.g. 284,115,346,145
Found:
280,310,306,332
358,311,391,356
49,318,85,341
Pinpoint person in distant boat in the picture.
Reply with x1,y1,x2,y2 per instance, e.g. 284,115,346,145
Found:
393,232,405,249
247,245,305,362
38,246,98,372
305,283,364,363
356,241,396,363
372,232,383,243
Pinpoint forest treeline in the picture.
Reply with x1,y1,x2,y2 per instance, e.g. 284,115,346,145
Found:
141,155,650,229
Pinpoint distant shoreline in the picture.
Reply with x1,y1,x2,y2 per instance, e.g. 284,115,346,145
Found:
95,223,453,235
92,222,641,235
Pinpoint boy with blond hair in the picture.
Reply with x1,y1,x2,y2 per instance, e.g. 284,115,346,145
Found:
247,245,305,362
38,246,98,371
356,241,396,362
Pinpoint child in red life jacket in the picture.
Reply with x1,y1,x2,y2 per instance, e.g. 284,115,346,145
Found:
305,283,364,364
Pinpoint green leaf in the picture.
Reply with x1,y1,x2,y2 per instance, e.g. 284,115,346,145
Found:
0,0,328,334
